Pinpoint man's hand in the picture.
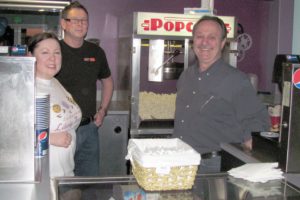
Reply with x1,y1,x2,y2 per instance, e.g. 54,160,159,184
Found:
94,107,107,127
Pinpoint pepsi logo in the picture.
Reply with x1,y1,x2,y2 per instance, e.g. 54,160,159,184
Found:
38,131,48,141
292,69,300,89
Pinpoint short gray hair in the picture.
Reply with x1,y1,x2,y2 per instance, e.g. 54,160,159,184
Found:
192,15,227,40
61,1,88,19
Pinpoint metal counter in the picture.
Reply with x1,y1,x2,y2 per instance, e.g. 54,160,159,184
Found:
96,100,130,176
0,156,50,200
220,132,280,168
220,133,300,190
0,56,51,199
52,173,300,200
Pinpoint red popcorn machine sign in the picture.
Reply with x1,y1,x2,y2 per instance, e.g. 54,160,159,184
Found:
134,12,236,39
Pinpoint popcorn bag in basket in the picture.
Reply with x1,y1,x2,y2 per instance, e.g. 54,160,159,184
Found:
125,138,201,191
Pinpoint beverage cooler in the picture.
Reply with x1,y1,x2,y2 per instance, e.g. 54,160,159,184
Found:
0,56,50,199
118,12,237,137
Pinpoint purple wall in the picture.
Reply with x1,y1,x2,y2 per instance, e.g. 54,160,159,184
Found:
214,0,292,92
215,1,262,84
78,0,200,91
77,0,293,92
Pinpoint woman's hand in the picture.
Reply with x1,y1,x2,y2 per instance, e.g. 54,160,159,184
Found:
49,131,72,148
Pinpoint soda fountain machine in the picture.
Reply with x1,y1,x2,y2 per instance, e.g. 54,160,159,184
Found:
274,54,300,173
117,12,237,138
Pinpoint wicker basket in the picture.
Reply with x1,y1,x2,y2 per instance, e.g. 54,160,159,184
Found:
126,138,201,191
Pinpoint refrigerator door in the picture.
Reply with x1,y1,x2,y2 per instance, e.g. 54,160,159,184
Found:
0,56,36,182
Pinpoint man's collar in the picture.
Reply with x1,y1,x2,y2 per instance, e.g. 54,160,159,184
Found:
193,58,224,75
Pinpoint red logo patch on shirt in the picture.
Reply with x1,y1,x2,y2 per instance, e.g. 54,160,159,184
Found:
83,57,96,62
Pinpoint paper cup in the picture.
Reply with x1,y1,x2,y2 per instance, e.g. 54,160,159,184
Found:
35,93,50,157
268,105,281,132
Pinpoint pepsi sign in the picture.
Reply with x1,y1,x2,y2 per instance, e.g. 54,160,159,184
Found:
292,68,300,89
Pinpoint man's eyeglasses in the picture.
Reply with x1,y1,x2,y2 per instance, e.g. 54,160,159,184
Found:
64,18,88,25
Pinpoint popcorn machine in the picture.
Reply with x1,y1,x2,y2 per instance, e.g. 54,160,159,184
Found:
117,12,236,137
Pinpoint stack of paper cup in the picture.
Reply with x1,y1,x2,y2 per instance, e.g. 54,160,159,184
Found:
35,93,50,157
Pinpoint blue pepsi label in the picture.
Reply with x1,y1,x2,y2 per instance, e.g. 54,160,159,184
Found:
10,45,27,56
35,128,49,157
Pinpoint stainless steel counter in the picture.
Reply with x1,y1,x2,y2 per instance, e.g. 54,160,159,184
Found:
220,132,280,166
52,173,300,200
0,156,50,200
220,134,300,190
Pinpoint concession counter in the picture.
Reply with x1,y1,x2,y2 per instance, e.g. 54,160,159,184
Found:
52,173,300,199
53,133,300,200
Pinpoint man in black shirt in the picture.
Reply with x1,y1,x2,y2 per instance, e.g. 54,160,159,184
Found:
56,1,113,176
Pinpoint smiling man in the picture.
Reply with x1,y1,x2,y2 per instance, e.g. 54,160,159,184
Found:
173,15,270,173
56,1,114,177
